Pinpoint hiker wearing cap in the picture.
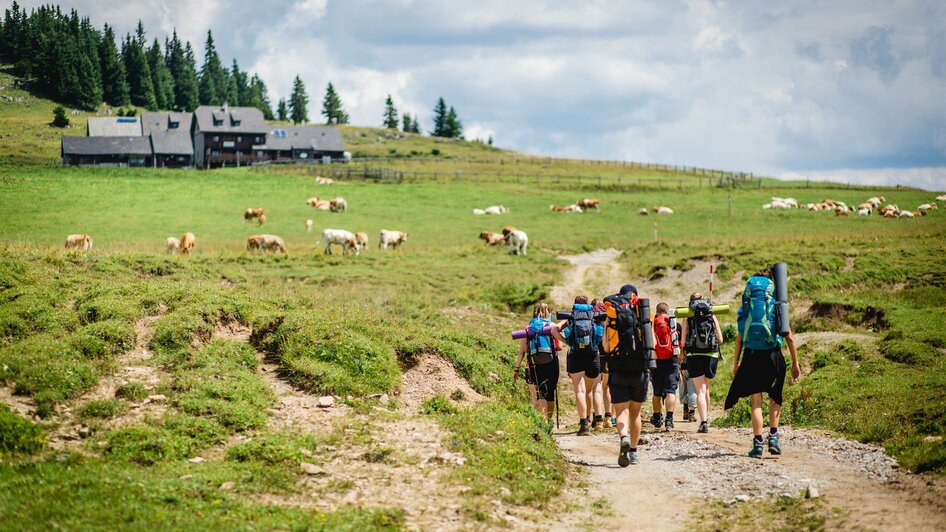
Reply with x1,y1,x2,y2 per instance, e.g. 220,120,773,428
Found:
725,269,800,458
561,295,605,436
514,303,567,421
603,284,651,466
679,292,724,434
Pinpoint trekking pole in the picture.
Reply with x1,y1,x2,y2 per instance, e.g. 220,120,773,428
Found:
555,388,560,429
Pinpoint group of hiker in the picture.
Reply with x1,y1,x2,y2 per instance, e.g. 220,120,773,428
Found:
513,266,800,467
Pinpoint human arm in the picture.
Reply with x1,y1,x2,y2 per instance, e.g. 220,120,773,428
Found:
732,333,743,376
713,316,724,344
785,331,800,381
514,338,527,381
550,324,567,344
679,320,688,357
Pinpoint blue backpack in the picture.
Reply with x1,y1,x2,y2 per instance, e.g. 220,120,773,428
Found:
738,276,779,351
567,304,596,354
527,318,556,364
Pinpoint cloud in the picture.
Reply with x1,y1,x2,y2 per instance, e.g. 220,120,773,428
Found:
850,26,901,82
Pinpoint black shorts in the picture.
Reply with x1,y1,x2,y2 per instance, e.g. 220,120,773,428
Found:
608,369,649,404
650,358,679,397
532,359,560,402
686,355,718,379
567,348,600,379
724,348,786,409
599,354,611,374
524,362,534,385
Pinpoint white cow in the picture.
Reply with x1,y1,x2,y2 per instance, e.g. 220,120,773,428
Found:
653,206,674,214
166,237,181,254
379,229,408,251
321,229,358,255
936,195,946,202
472,208,486,215
507,230,528,256
484,205,509,215
857,207,871,216
305,219,314,232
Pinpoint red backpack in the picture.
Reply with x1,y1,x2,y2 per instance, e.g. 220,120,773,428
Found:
653,314,673,360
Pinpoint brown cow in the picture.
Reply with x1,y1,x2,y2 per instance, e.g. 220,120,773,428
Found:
180,232,196,254
316,176,334,185
355,231,369,252
258,214,267,226
243,208,264,223
246,235,263,252
577,198,600,212
64,233,93,251
479,231,505,246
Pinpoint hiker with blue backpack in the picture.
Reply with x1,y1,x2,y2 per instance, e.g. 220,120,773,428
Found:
560,295,605,436
679,292,724,434
725,267,800,458
514,302,567,421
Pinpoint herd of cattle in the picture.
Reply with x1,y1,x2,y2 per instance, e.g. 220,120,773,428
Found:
762,195,943,218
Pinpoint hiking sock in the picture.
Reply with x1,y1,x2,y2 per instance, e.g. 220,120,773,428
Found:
753,435,764,444
666,412,674,421
770,427,779,435
593,414,603,423
605,412,612,420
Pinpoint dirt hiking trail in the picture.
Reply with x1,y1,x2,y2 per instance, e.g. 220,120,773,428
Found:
550,250,946,531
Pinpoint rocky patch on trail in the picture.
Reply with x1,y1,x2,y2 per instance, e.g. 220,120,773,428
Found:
396,352,486,413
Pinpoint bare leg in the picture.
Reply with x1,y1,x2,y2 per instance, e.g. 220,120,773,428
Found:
627,401,643,447
585,376,601,417
664,389,677,415
570,372,588,419
602,373,612,415
652,393,663,416
614,401,630,438
694,376,710,423
750,393,764,436
769,398,781,430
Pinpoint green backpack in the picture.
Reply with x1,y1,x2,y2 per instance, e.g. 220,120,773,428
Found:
738,276,779,351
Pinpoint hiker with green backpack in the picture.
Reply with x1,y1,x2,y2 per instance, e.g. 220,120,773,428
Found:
725,267,801,458
679,292,724,434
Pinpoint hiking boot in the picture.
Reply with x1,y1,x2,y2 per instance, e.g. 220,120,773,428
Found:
768,433,782,455
698,421,709,433
665,416,674,431
603,416,613,429
688,410,697,422
591,415,603,430
650,413,663,428
749,441,765,458
628,450,639,465
618,437,631,467
577,419,591,436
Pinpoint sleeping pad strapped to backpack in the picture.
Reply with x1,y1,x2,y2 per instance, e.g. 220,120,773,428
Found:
527,317,556,365
604,294,647,372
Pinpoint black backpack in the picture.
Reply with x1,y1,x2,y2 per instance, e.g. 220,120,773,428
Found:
685,300,718,354
604,294,646,372
568,307,596,355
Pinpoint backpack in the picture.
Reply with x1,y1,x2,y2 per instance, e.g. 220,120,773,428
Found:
685,300,718,354
527,318,556,365
738,276,779,351
567,305,596,355
603,294,646,372
653,314,673,359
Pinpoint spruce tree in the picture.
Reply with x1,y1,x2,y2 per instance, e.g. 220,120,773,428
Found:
198,31,228,105
122,24,156,110
382,94,399,129
246,74,273,119
166,32,198,111
74,16,102,110
402,112,412,133
432,97,447,137
100,24,129,106
52,105,69,127
230,60,249,106
288,75,309,124
321,81,349,125
277,98,288,121
445,106,463,139
147,38,174,110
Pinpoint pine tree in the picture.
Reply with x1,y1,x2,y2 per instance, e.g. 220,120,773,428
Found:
52,105,69,127
198,30,227,105
382,94,399,129
321,81,348,125
122,23,156,110
431,97,447,137
246,74,273,119
166,32,198,111
147,38,174,110
99,24,129,106
402,112,412,133
230,60,249,106
277,98,288,121
445,106,463,139
288,75,309,124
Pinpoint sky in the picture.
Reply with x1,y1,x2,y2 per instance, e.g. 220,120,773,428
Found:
13,0,946,190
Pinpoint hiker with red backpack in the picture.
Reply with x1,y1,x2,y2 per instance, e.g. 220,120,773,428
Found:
679,292,724,434
650,302,681,430
603,284,656,466
725,267,800,458
560,296,605,436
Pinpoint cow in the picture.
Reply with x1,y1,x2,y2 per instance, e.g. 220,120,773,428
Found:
501,226,518,237
64,233,93,252
305,219,314,232
247,235,263,253
918,203,937,212
166,237,181,254
484,205,509,215
259,234,287,254
835,207,850,216
322,229,359,255
507,230,528,255
857,207,872,216
472,208,486,215
379,229,408,251
329,197,347,213
257,213,267,226
638,208,649,216
653,206,674,214
479,231,505,246
577,198,600,212
550,204,582,213
243,208,264,223
355,231,369,252
316,176,334,185
307,197,332,210
180,232,196,255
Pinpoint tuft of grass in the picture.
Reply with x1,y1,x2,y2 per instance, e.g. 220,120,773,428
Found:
79,399,125,420
0,404,46,456
114,381,148,401
692,495,829,531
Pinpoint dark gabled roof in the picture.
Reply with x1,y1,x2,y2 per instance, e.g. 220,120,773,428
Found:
193,106,268,133
141,112,193,135
62,136,152,156
87,117,143,136
253,126,345,152
150,131,193,155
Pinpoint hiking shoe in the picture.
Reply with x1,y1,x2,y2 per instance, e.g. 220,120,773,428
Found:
618,438,631,467
749,442,765,458
665,417,674,430
698,421,709,433
768,433,782,455
610,416,617,427
650,413,663,428
591,417,602,430
604,417,613,429
628,451,639,465
577,419,591,436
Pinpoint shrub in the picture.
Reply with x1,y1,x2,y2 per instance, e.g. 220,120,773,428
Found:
115,382,147,401
486,282,546,312
71,320,135,359
431,148,440,156
811,351,841,370
422,395,457,415
52,106,69,127
881,339,931,365
79,399,124,419
227,433,319,465
0,404,45,456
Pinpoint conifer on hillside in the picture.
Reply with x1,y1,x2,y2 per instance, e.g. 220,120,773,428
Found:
289,75,309,124
383,94,399,129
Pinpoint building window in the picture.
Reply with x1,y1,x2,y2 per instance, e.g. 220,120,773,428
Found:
211,150,221,156
169,121,179,129
213,136,219,142
299,152,309,159
232,119,241,126
256,136,262,143
213,119,223,126
257,151,264,157
223,141,235,148
237,136,242,142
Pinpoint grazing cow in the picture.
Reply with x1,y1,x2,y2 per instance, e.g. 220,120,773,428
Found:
259,234,287,254
550,204,582,213
307,197,332,210
166,237,181,254
883,210,897,218
501,226,518,238
866,196,885,207
899,211,915,218
880,205,900,217
355,231,369,252
329,197,347,213
379,229,408,251
247,235,263,252
180,232,196,255
472,208,486,215
638,208,649,216
771,197,799,208
918,203,937,212
577,198,600,212
257,214,267,226
936,195,946,202
243,208,264,223
763,200,791,210
653,206,674,214
857,202,874,211
479,231,505,246
835,206,850,216
316,176,334,185
64,233,93,251
507,230,528,256
857,207,872,216
322,229,359,255
484,205,509,215
305,219,314,232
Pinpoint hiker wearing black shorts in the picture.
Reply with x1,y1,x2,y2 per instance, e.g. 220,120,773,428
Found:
603,284,650,466
514,303,567,421
562,296,605,435
725,269,801,458
679,292,723,433
650,303,679,430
